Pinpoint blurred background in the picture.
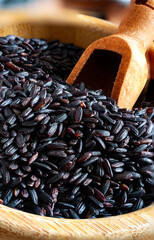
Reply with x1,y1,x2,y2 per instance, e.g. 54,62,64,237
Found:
0,0,130,25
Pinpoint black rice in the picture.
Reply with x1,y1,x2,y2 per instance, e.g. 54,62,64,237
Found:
0,36,153,219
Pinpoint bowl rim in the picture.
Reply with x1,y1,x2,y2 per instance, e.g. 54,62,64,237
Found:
0,203,153,222
0,204,153,239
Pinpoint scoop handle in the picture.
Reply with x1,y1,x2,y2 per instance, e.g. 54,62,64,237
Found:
116,0,154,49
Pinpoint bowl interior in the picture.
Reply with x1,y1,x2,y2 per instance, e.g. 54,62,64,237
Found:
0,11,117,49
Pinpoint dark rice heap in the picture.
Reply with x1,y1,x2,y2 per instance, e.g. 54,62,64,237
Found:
0,36,153,219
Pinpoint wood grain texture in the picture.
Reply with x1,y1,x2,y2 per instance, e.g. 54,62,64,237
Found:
0,204,154,240
67,0,154,109
0,9,153,240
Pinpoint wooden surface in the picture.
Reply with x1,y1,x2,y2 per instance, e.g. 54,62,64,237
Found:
0,204,154,240
148,42,154,79
0,9,117,49
0,8,153,240
67,0,154,109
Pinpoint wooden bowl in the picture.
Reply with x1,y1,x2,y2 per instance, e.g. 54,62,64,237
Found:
0,9,153,240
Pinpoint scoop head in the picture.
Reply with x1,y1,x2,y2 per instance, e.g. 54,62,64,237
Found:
67,36,148,109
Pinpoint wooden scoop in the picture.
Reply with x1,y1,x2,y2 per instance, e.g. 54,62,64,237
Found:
67,0,154,109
